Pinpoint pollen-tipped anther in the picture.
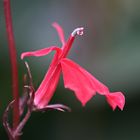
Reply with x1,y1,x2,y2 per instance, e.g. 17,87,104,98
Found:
71,27,84,37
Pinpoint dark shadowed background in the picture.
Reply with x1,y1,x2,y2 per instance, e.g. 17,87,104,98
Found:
0,0,140,140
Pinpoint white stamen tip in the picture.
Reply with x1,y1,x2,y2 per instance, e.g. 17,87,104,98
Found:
71,27,84,37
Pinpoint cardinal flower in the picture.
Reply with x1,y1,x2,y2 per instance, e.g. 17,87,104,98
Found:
21,22,125,110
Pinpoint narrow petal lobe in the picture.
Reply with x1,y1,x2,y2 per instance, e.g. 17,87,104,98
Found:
105,92,125,110
52,22,65,46
21,46,62,59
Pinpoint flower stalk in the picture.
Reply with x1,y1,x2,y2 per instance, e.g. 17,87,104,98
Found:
3,0,20,136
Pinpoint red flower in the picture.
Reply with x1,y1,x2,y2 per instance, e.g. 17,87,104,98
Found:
21,23,125,110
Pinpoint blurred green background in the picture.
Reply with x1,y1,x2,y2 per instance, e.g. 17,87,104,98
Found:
0,0,140,139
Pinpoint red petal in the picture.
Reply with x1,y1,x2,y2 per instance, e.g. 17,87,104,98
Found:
61,58,125,110
34,64,61,108
106,92,125,110
52,22,65,46
21,46,62,59
60,58,109,106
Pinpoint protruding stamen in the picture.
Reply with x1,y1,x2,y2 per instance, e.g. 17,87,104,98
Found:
71,27,84,37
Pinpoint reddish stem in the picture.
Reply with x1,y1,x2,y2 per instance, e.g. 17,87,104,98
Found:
3,0,20,132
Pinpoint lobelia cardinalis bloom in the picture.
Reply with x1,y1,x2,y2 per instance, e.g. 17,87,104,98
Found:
21,22,125,110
